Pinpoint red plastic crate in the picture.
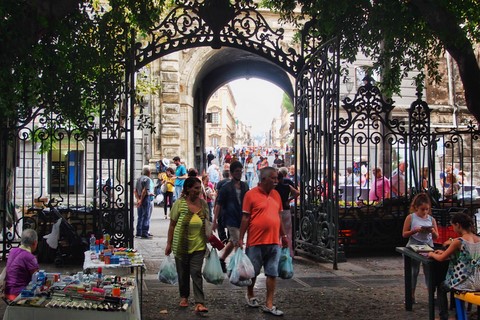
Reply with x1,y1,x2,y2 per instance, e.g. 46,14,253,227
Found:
434,226,459,244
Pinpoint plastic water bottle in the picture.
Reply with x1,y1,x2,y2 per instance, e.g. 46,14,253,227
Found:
89,234,96,252
104,233,110,247
99,238,104,252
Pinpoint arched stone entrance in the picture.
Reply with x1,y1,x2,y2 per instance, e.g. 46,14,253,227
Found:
190,47,295,170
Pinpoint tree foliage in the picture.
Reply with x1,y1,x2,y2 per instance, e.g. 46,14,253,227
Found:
261,0,480,121
0,0,168,128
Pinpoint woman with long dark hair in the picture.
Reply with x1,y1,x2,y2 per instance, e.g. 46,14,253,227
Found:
165,177,209,314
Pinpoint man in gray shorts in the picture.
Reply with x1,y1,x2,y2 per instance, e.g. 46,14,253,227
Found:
239,167,288,316
212,161,249,272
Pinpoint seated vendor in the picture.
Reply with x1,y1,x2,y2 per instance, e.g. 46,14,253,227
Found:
4,229,39,301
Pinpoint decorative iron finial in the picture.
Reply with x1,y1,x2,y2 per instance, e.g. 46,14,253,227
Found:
198,0,235,35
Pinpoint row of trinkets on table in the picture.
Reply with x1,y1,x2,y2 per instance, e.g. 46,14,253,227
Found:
90,247,143,265
14,269,135,311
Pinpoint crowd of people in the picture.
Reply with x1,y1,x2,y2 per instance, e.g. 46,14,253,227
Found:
333,160,472,203
146,153,300,316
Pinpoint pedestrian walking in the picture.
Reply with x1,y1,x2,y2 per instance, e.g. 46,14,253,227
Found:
214,170,231,244
245,156,255,188
239,166,288,316
212,161,249,272
173,156,188,202
207,150,215,167
165,177,209,314
275,167,300,257
160,167,175,219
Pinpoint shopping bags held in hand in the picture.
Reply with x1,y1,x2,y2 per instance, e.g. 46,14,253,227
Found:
228,248,255,287
158,255,178,285
278,248,294,279
203,248,225,285
154,193,164,205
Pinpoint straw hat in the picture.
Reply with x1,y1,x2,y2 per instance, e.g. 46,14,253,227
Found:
162,158,170,167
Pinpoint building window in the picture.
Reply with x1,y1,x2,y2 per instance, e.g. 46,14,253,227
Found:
212,112,220,124
49,149,84,194
355,66,380,89
212,137,218,147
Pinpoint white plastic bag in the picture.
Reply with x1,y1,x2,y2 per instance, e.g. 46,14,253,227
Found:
228,248,255,287
203,248,224,285
154,193,164,205
158,255,178,285
43,218,62,249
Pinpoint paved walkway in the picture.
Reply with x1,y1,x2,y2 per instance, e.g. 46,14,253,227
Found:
134,207,435,319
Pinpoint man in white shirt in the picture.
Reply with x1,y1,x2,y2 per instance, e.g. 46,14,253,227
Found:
391,161,406,197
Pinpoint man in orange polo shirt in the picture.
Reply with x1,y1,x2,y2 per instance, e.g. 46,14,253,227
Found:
239,167,288,316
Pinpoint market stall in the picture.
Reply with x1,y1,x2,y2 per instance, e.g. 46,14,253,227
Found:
3,272,141,320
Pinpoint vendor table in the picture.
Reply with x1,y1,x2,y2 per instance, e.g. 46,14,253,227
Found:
2,277,141,320
83,250,145,316
396,246,449,320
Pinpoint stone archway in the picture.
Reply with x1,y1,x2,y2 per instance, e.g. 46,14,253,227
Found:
133,0,302,169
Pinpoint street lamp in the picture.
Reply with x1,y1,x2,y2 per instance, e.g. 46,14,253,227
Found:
346,81,354,96
342,81,354,100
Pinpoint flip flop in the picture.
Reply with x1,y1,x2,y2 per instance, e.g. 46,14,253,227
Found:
179,298,189,307
195,304,208,313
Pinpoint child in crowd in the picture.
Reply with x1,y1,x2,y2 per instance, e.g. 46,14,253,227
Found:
402,193,439,303
428,212,480,320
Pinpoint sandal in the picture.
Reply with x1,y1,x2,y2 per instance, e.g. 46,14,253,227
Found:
195,304,208,313
261,305,284,316
179,298,189,307
245,293,260,308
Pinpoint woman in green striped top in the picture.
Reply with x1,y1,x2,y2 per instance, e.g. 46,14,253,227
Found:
165,177,209,314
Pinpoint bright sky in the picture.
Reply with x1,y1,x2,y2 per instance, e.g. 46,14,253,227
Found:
229,78,284,136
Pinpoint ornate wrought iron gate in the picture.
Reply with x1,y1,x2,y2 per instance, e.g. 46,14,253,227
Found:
1,0,346,266
294,38,341,267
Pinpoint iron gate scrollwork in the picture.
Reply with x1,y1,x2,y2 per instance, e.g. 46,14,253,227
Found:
295,38,341,266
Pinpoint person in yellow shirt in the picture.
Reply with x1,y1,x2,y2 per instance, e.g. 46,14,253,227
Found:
159,167,175,219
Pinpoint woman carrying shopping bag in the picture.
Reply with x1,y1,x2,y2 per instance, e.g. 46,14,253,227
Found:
165,177,209,314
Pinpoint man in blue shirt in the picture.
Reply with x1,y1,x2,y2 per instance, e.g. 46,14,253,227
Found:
134,166,153,238
173,156,187,201
212,161,249,272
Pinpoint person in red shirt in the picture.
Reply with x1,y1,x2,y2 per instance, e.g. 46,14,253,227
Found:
239,167,288,316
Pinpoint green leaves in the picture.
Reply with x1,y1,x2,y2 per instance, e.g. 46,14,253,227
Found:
262,0,479,102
